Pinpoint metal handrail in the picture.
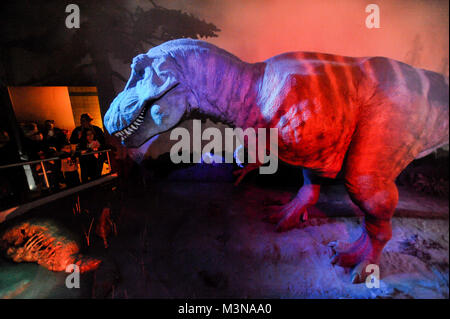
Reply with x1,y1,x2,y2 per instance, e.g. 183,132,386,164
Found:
0,148,112,170
0,156,60,169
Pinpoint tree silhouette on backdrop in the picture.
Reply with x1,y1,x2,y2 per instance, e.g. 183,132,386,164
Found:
0,0,220,115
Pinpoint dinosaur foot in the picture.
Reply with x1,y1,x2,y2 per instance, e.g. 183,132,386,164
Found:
263,200,308,232
328,232,381,284
349,259,378,284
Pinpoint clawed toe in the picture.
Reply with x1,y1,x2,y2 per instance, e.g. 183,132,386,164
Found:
328,240,345,257
328,236,370,268
330,251,355,267
330,253,339,265
330,251,360,268
327,240,338,252
350,260,376,284
351,272,361,284
327,233,382,285
327,240,353,254
275,209,307,232
332,250,382,284
263,203,307,232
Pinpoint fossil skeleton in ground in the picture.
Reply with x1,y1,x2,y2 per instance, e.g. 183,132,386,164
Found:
0,220,101,272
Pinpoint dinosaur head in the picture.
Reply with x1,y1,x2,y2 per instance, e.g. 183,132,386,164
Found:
104,42,196,148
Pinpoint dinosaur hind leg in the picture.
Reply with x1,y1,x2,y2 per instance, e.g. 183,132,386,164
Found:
265,168,322,232
330,175,398,283
329,96,425,283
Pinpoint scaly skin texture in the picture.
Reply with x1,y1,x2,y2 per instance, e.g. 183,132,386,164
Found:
104,39,449,283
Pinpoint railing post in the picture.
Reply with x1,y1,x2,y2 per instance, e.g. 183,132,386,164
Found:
40,161,50,189
23,164,37,191
106,150,111,173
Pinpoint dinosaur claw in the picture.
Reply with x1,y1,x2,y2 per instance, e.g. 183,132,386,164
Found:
301,210,308,221
330,254,338,265
328,241,338,254
351,273,360,284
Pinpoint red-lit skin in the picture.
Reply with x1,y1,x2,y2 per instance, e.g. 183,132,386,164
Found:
231,52,448,283
253,53,449,283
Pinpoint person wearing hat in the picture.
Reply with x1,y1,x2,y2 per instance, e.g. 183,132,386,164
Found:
70,114,106,183
70,113,105,146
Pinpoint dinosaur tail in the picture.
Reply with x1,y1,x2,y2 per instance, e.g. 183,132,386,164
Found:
415,74,449,159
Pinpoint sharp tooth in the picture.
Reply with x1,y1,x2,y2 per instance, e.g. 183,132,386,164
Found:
130,124,137,130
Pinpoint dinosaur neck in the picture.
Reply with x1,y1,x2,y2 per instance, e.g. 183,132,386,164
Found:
180,48,265,128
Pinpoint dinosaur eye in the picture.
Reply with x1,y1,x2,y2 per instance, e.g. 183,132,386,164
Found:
137,69,145,77
151,104,163,125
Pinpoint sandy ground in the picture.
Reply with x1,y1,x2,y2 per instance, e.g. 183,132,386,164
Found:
93,180,448,299
1,179,448,299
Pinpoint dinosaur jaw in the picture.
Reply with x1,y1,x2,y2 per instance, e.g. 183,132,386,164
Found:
106,84,187,148
111,100,152,147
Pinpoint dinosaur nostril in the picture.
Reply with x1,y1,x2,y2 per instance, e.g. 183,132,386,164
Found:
103,108,118,134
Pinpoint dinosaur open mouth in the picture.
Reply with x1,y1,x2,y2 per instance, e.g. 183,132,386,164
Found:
113,106,148,141
112,83,180,142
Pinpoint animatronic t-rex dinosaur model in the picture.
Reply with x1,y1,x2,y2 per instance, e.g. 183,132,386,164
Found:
104,39,449,283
